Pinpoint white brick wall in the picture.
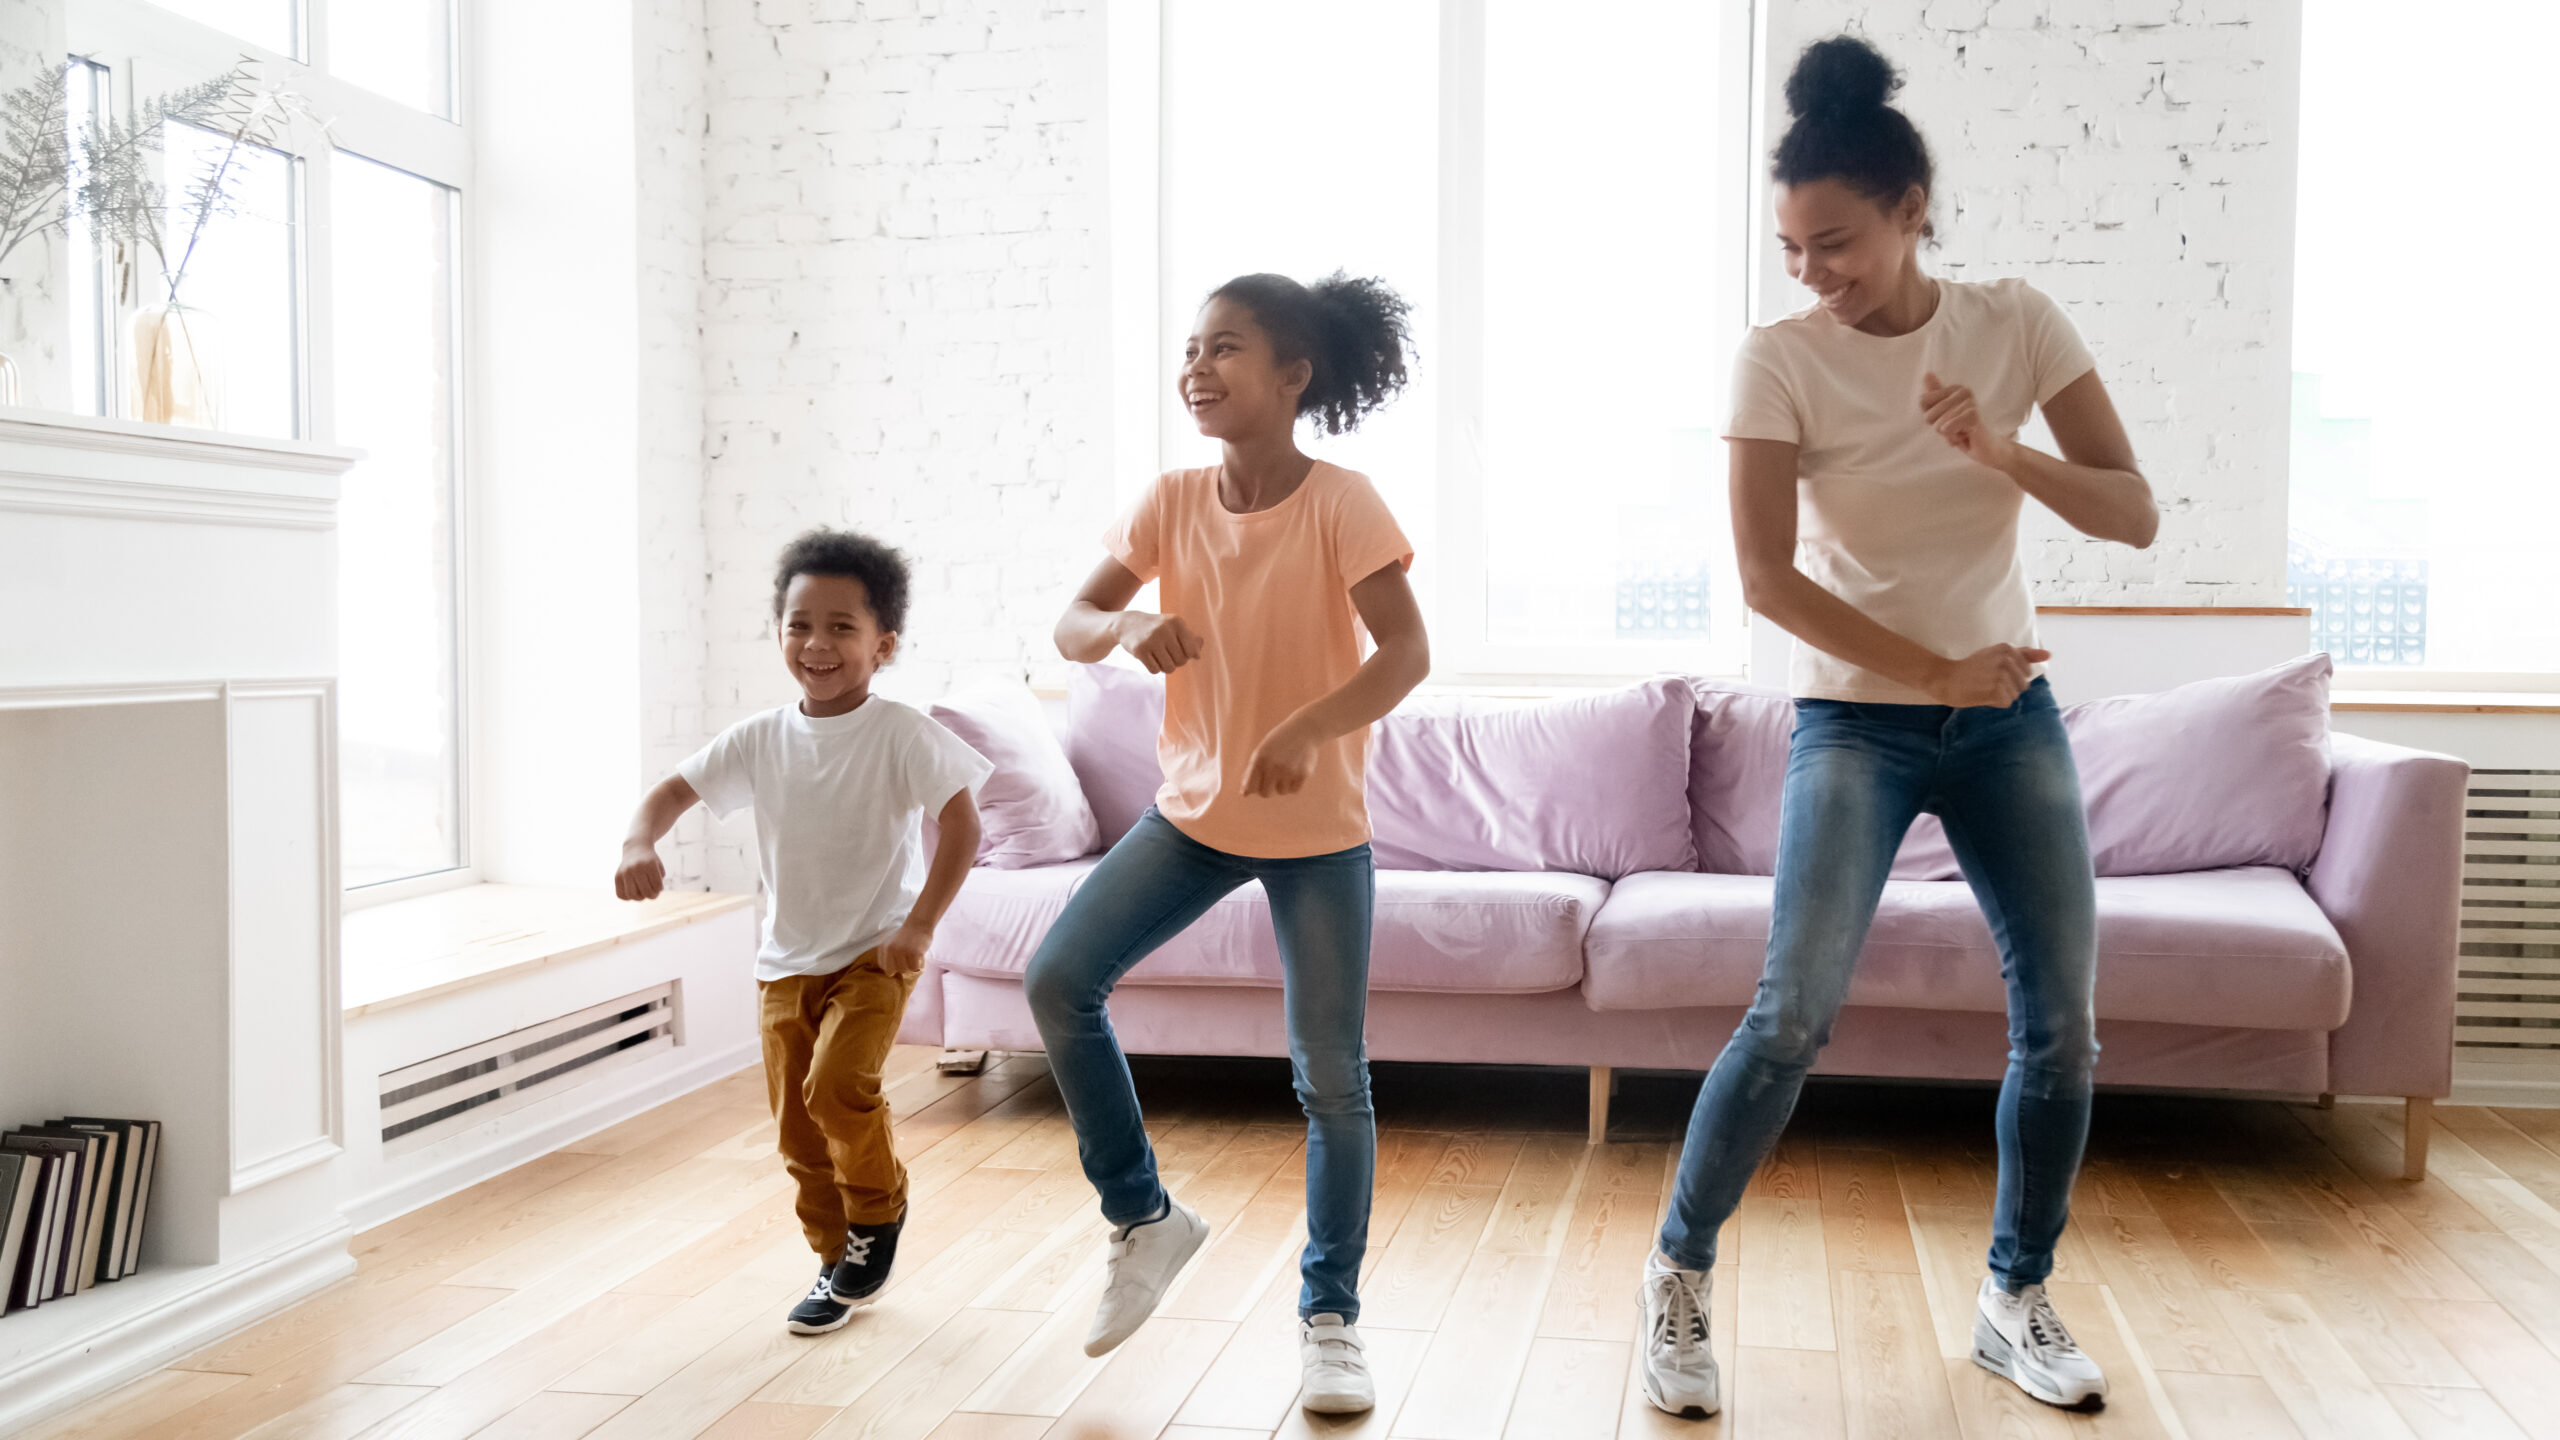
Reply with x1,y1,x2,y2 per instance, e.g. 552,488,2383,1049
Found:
638,0,2299,889
686,0,1113,892
1764,0,2297,604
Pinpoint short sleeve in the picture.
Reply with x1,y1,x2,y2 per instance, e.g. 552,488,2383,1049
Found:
1102,475,1167,583
1723,328,1801,444
2021,284,2098,406
900,711,996,814
676,719,758,820
1326,470,1414,592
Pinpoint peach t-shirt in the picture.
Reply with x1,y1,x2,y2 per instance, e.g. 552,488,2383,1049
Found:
1104,461,1414,858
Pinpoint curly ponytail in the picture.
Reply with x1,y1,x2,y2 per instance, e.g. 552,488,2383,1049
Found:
1208,270,1413,435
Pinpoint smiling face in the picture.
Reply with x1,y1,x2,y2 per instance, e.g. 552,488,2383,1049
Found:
1774,177,1929,331
776,572,896,716
1180,296,1310,443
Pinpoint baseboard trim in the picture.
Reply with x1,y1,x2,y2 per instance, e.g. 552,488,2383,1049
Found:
339,1038,760,1233
2450,1074,2560,1109
0,1219,355,1438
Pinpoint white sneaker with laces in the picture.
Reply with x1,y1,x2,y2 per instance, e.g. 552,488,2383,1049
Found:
1637,1252,1721,1419
1082,1197,1209,1357
1972,1277,2108,1409
1298,1313,1375,1414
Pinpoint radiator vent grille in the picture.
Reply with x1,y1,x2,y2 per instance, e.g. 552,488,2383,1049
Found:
379,983,681,1151
2456,769,2560,1079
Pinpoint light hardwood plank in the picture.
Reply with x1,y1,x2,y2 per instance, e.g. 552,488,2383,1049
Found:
2431,1229,2560,1358
806,1307,1045,1440
2078,1210,2254,1376
557,1233,815,1397
1270,1324,1434,1440
2411,1300,2560,1440
2208,1288,2417,1440
2139,1169,2296,1293
2381,1383,2533,1440
2157,1372,2306,1440
348,1290,679,1440
1499,1338,1624,1440
753,1227,1049,1408
464,1390,634,1440
1734,1199,1833,1352
1357,1186,1502,1332
231,1385,429,1440
1038,1316,1234,1439
1729,1346,1843,1440
16,1370,248,1440
1392,1253,1556,1439
914,1416,1048,1440
2243,1224,2476,1388
1830,1270,1959,1440
1171,1265,1311,1433
1942,1354,2080,1440
1483,1135,1590,1256
1815,1147,1919,1276
1160,1160,1309,1324
1539,1155,1672,1343
695,1401,843,1440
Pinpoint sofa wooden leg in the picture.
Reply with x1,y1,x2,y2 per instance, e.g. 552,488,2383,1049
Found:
2404,1097,2433,1182
1589,1066,1612,1146
2316,1092,2335,1110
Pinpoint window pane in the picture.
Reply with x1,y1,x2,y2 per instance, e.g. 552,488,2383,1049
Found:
149,0,295,56
1480,0,1733,662
327,0,452,118
333,154,460,888
1159,1,1438,571
2291,1,2560,671
152,123,299,439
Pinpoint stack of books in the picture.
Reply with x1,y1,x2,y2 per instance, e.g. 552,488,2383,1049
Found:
0,1118,160,1314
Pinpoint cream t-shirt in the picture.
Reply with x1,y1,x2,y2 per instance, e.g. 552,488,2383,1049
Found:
1105,461,1414,858
1725,276,2097,704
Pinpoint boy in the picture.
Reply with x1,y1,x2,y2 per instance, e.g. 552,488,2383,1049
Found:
616,528,991,1334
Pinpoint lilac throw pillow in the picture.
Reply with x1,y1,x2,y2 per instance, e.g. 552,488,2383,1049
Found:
1369,679,1698,879
2070,652,2334,876
1685,655,2334,879
1065,663,1166,848
927,684,1101,868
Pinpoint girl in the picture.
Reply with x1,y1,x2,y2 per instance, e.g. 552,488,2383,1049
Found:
1637,37,2158,1420
1034,271,1429,1416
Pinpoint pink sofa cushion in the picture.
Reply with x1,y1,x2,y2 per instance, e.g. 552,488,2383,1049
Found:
1688,680,1950,879
1690,656,2335,879
1065,663,1167,849
928,684,1101,867
1369,680,1697,880
1580,867,2349,1030
929,863,1605,993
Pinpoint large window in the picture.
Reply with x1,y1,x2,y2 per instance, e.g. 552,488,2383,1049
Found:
2291,2,2560,678
1144,1,1753,678
74,1,470,893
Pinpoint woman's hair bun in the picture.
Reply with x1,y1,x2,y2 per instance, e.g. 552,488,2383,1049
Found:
1785,34,1899,118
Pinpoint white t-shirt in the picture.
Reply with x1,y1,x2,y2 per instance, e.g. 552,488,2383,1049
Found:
679,697,993,982
1725,276,2097,704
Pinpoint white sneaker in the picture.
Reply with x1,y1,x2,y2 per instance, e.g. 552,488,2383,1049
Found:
1637,1252,1721,1419
1298,1313,1375,1414
1972,1277,2108,1409
1082,1197,1209,1356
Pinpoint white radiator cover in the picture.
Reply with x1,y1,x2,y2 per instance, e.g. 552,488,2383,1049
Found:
2455,769,2560,1089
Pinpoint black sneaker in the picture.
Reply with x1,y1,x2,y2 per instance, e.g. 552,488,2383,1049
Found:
830,1214,904,1303
786,1269,855,1334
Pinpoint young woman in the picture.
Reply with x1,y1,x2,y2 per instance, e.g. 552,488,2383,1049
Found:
1035,271,1429,1415
1637,37,2158,1420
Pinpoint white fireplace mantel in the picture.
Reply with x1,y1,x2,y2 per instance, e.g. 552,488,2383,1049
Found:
0,409,359,1435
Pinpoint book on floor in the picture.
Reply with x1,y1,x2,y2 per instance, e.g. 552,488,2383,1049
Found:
8,1128,107,1294
0,1153,33,1313
2,1131,96,1299
57,1118,149,1282
5,1148,63,1306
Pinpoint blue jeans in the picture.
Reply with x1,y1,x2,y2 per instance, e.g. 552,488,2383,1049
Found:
1658,679,2099,1291
1024,809,1376,1321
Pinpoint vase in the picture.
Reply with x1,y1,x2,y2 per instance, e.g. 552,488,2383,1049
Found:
131,304,221,427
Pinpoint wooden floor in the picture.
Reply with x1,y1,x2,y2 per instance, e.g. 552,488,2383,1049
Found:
29,1051,2560,1440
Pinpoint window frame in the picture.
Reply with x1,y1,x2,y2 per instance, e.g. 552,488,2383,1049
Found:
1110,0,1761,685
71,0,477,906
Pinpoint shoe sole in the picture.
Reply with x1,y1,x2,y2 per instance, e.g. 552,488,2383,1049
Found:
1301,1392,1377,1415
1083,1207,1211,1357
786,1307,856,1335
1971,1313,2105,1410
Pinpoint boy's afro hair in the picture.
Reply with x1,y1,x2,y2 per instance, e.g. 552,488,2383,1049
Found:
771,528,910,634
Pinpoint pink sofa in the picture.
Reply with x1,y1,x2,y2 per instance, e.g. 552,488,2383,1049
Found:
907,656,2467,1176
